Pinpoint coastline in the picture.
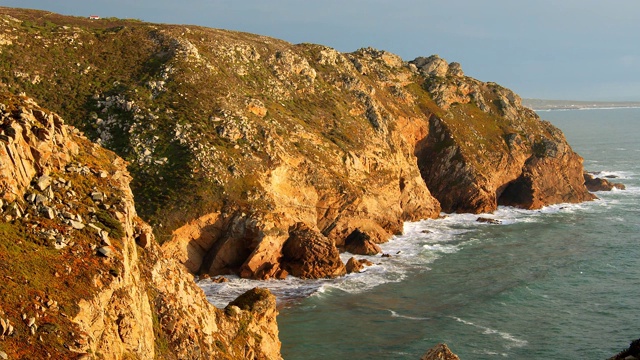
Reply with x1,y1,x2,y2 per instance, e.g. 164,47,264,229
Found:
523,99,640,111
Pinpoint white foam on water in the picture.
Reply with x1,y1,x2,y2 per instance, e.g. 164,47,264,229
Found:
588,170,634,180
422,243,460,254
388,309,430,321
451,316,528,349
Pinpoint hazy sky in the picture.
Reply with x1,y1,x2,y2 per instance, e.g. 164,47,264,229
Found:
3,1,640,100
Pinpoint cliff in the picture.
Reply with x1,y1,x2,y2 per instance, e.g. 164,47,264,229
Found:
0,9,594,281
0,93,280,359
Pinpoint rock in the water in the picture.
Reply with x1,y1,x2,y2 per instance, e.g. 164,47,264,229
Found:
584,172,626,191
344,229,382,255
420,343,460,360
345,257,363,273
609,338,640,360
281,223,346,279
476,217,501,225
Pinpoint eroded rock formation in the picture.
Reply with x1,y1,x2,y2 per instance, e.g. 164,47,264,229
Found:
0,93,281,359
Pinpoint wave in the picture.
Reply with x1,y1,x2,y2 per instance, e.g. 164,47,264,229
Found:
451,316,528,348
388,309,429,321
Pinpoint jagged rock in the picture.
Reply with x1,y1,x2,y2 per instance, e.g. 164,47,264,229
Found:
410,55,450,77
584,172,626,191
0,350,7,360
344,229,382,255
447,62,464,77
281,223,346,279
420,343,460,360
35,174,51,191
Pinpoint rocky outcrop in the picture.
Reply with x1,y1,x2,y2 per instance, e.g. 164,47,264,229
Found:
414,70,595,213
281,223,346,279
0,94,281,359
584,172,626,191
420,343,460,360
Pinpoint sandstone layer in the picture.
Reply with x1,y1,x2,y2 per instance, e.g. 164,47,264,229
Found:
0,93,281,359
0,8,595,282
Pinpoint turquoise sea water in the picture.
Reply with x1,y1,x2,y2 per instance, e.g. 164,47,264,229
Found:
202,108,640,359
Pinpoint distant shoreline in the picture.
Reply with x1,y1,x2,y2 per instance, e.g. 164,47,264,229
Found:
523,99,640,111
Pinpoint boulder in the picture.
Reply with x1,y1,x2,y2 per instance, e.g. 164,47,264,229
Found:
281,223,346,279
420,343,460,360
344,229,382,255
410,55,450,77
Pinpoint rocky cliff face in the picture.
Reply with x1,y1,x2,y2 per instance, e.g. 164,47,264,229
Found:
0,93,280,359
0,8,594,283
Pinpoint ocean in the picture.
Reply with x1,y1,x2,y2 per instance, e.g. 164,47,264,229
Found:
200,108,640,359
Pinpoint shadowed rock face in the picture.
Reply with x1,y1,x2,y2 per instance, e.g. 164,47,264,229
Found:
0,8,595,282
